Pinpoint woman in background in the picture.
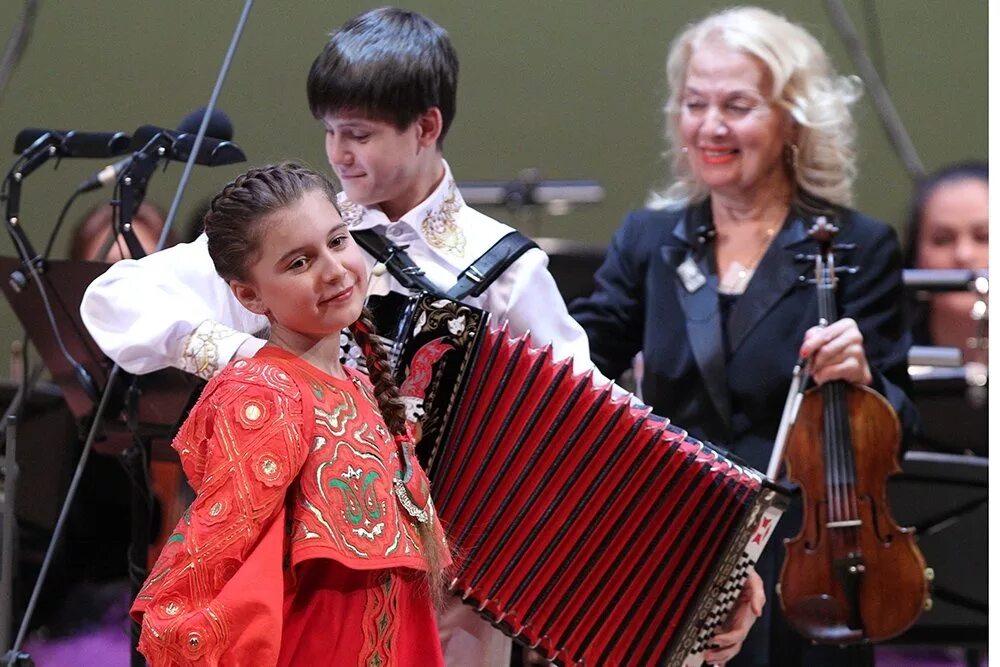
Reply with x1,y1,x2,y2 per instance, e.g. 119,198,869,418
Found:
904,161,988,364
571,7,917,665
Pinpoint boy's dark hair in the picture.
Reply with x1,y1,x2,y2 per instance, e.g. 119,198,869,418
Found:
306,7,459,146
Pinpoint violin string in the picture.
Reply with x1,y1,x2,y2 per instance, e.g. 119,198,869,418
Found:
820,264,844,526
831,383,845,524
827,383,838,524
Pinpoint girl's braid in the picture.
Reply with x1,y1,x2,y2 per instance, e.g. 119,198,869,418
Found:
348,308,408,436
349,307,450,598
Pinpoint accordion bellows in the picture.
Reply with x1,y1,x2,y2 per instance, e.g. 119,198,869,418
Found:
373,293,788,666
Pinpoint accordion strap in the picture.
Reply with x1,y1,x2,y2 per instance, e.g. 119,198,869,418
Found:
353,228,538,301
351,228,443,296
447,231,538,300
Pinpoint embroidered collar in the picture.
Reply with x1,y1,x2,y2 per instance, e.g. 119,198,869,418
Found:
337,160,469,260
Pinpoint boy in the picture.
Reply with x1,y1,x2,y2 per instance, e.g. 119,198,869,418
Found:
82,8,591,667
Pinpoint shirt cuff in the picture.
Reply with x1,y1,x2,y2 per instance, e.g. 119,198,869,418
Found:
180,320,265,380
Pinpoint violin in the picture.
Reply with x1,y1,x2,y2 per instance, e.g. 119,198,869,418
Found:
777,217,931,644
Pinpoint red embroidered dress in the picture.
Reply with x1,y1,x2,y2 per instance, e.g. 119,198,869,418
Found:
132,346,448,666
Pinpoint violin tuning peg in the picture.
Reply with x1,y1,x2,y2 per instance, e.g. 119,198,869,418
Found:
794,253,817,263
832,243,857,251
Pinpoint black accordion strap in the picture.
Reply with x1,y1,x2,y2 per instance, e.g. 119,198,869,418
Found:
351,228,442,296
353,227,538,302
447,231,538,300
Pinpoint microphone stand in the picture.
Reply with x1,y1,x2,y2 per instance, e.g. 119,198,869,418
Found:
2,2,255,664
457,168,604,237
114,141,166,261
0,358,43,667
4,365,121,667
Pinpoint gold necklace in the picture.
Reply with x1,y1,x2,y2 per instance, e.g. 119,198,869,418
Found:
718,227,776,294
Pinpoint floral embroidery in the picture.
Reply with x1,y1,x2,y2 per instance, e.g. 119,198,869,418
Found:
202,496,229,525
313,388,358,437
181,320,243,380
336,192,365,227
420,181,465,256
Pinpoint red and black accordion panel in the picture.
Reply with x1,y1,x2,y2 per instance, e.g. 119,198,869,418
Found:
371,292,788,667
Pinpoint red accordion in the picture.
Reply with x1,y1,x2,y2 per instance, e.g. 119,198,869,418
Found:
372,292,789,666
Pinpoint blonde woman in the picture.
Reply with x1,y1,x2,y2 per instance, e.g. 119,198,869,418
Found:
572,7,917,666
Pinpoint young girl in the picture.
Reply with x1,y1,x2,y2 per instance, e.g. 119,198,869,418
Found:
131,164,450,666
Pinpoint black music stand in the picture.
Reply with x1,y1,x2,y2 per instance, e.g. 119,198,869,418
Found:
886,451,987,665
0,257,202,446
0,256,202,665
909,368,988,457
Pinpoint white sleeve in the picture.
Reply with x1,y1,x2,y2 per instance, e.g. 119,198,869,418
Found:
80,234,268,378
482,247,594,371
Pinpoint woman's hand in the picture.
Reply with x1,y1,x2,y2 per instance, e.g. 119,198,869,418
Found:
703,569,765,665
800,317,872,386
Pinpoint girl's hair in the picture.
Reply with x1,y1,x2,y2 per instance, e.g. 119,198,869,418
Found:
349,311,449,599
650,5,862,209
203,163,449,592
203,162,338,282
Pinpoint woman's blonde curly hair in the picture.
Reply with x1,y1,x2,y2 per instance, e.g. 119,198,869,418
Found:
649,6,862,209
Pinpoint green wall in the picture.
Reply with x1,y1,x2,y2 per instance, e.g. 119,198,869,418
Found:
0,1,987,365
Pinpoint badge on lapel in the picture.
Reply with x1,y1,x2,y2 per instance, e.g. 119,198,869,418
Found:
677,256,707,293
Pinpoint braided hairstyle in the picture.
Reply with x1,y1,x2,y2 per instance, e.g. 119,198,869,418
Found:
349,309,449,600
203,163,449,593
203,162,338,283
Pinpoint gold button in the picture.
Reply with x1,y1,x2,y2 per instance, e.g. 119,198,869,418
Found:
209,502,223,517
164,601,180,616
244,403,262,421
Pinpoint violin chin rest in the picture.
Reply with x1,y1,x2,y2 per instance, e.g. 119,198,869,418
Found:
786,595,867,644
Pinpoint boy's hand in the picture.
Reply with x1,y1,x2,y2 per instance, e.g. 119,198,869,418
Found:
703,569,765,665
522,647,552,665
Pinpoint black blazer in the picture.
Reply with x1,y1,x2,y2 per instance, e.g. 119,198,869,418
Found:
570,199,918,473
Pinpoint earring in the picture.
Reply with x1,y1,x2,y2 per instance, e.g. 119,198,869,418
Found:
786,143,800,171
681,145,689,154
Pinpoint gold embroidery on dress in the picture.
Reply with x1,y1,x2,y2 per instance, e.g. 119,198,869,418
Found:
361,571,398,667
313,388,358,437
420,181,465,256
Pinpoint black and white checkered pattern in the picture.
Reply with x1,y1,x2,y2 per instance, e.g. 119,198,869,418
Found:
689,554,756,656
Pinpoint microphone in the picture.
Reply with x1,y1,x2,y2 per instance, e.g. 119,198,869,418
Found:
13,129,132,158
130,125,244,167
76,108,236,192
